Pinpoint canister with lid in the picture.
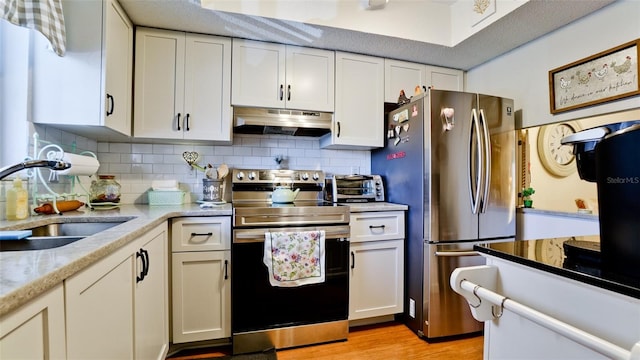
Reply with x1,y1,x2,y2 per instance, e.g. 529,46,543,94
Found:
90,175,121,203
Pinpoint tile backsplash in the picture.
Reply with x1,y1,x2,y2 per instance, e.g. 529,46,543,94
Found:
8,126,371,207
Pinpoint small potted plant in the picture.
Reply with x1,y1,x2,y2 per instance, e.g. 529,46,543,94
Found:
522,187,535,208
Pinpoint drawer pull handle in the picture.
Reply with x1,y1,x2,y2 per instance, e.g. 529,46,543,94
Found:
369,225,386,229
351,251,355,269
191,232,213,237
224,260,229,280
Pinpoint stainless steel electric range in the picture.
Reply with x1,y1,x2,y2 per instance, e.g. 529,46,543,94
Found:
231,169,350,355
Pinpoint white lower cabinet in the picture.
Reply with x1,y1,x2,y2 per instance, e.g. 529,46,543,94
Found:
349,239,404,321
0,284,66,359
135,227,170,360
349,211,405,321
171,217,231,343
65,223,168,360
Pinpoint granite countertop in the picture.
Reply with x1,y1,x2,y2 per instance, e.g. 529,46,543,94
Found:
344,202,408,212
0,203,232,316
476,237,640,300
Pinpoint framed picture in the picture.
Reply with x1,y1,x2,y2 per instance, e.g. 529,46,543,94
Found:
549,39,640,114
471,0,496,27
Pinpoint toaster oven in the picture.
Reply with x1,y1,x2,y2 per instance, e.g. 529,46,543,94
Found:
325,175,384,203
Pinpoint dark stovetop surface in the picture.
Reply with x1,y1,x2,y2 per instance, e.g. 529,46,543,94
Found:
475,236,640,299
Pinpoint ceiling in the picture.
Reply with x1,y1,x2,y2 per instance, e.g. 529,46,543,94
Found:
118,0,616,71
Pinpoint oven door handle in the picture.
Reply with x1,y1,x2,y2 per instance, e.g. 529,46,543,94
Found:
233,225,350,243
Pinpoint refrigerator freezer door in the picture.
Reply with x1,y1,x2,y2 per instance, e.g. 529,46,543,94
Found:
478,95,516,240
423,242,484,338
428,90,479,242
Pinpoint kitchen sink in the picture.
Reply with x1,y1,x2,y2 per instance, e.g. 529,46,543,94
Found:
0,220,129,252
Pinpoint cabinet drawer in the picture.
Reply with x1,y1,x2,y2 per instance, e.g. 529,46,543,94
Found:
350,211,405,242
171,217,231,251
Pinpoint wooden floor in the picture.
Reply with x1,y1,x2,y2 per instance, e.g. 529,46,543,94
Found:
167,322,483,360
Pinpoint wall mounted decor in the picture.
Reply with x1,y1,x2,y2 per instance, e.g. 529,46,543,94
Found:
536,121,581,177
471,0,496,27
549,39,639,114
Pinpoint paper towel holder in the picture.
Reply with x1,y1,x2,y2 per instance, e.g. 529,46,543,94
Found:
26,132,95,214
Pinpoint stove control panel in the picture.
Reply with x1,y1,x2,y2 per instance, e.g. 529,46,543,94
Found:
233,169,325,185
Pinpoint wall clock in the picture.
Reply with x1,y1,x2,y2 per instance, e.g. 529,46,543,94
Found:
535,238,567,267
537,121,581,177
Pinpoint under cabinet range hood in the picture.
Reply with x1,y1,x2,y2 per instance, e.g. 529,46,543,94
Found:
233,107,333,137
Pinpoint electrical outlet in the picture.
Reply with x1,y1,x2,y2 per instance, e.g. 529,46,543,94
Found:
409,298,416,318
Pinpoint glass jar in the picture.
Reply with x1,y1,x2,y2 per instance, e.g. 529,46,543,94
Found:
90,175,121,203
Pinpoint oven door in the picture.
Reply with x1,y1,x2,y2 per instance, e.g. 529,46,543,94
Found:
232,225,350,334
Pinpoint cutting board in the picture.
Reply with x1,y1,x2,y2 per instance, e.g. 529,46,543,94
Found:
0,230,33,240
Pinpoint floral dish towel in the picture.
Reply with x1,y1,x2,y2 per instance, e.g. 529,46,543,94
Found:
264,230,325,287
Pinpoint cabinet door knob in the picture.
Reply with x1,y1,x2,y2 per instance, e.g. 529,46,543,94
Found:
351,251,355,269
279,84,284,101
185,113,190,131
337,122,341,137
287,84,291,101
176,113,181,131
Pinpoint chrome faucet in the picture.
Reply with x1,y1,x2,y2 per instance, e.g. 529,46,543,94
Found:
0,160,71,180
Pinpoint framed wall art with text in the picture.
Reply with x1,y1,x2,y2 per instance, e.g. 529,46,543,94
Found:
549,39,639,114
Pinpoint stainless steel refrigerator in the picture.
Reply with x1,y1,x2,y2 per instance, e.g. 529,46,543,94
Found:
372,89,516,339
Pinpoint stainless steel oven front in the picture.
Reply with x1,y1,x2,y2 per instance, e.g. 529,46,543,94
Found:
232,225,350,354
231,169,351,355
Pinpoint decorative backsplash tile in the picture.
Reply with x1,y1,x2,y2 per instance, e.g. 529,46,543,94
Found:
28,127,370,205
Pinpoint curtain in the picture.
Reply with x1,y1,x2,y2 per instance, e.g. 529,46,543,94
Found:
0,0,66,56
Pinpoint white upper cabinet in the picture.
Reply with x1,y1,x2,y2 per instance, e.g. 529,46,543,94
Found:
425,64,464,92
232,39,335,112
31,0,133,138
321,52,384,149
384,59,427,102
384,59,464,102
134,28,232,143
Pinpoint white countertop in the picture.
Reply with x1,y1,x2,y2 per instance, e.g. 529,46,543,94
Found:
343,202,408,212
517,207,599,220
0,203,232,316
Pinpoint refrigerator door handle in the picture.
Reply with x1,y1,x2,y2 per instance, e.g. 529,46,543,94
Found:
469,108,482,215
479,108,491,213
434,250,481,257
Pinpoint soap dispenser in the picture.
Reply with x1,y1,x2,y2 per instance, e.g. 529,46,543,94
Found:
6,177,28,220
